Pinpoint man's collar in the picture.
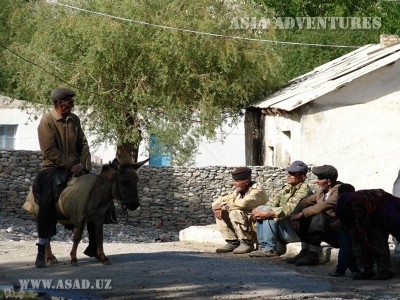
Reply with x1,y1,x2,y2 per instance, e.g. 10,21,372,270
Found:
50,108,63,120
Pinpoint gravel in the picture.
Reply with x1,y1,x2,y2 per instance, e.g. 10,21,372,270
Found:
0,215,179,244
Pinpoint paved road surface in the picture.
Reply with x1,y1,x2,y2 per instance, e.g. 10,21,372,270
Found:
1,239,400,300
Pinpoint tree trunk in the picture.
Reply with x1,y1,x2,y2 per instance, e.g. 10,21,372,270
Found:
116,143,139,164
116,111,141,164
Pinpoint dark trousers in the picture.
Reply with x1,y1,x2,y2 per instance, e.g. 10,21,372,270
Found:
336,229,359,273
33,168,70,238
298,213,340,248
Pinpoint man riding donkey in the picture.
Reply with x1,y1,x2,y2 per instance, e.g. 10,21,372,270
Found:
32,87,93,268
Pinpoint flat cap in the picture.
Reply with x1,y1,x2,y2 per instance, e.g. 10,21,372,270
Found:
286,160,308,174
50,87,76,102
312,165,338,181
231,167,252,180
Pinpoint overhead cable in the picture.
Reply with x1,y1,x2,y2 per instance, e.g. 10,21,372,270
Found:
48,1,360,49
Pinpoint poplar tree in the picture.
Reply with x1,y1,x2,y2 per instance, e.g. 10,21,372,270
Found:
0,0,279,164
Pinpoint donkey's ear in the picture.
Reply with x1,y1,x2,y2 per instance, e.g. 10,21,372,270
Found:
133,158,150,170
111,158,121,170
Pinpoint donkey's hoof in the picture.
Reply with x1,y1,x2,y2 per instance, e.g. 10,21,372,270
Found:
46,257,59,266
102,259,111,265
71,259,79,266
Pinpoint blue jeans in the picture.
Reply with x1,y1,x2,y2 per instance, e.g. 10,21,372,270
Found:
255,206,278,252
256,205,301,252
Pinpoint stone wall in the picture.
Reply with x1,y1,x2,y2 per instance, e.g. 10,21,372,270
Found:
0,150,317,231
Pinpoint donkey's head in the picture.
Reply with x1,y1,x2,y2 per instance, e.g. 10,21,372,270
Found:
109,158,149,211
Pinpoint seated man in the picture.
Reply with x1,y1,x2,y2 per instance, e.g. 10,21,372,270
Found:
212,167,268,254
249,160,313,257
287,165,343,266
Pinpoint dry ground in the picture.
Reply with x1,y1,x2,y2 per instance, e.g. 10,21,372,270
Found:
1,238,400,300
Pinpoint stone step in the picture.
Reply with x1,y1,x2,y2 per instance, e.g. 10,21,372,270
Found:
179,224,400,266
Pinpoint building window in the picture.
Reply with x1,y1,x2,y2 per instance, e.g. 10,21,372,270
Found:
0,125,18,150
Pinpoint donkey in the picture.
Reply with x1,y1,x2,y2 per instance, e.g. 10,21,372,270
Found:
26,158,148,266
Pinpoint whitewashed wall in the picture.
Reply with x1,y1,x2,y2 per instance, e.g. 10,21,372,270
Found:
0,97,245,166
194,119,245,167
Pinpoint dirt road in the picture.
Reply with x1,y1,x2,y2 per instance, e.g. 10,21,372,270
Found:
1,238,400,300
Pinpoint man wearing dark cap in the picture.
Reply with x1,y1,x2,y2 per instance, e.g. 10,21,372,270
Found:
286,164,344,266
212,167,268,254
249,160,313,257
32,87,91,268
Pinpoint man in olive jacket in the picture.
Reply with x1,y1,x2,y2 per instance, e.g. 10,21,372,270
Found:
33,87,91,268
286,165,343,266
249,160,313,257
212,167,268,254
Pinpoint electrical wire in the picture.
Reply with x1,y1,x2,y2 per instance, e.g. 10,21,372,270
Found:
48,1,360,49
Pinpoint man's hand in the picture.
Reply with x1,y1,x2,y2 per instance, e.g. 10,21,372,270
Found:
251,208,275,220
212,203,223,220
71,163,85,177
290,211,303,233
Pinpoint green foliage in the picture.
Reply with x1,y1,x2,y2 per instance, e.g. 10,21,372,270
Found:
0,0,280,164
253,0,399,81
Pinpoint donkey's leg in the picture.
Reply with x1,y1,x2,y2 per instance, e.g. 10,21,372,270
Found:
45,243,59,266
70,227,84,266
83,222,99,259
95,224,110,265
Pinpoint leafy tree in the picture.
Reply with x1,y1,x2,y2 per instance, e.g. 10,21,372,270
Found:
0,0,280,164
252,0,399,81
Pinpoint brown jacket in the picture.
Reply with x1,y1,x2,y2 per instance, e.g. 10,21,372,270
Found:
300,182,342,218
38,108,91,171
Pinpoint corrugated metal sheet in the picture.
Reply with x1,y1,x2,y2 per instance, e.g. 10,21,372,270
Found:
252,43,400,112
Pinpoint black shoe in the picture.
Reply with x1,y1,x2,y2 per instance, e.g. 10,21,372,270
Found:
350,270,362,279
295,251,319,266
286,249,309,264
353,269,375,280
277,242,287,255
35,244,46,268
328,269,345,277
372,270,393,280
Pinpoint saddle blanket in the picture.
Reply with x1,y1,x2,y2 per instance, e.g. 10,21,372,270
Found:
22,174,97,226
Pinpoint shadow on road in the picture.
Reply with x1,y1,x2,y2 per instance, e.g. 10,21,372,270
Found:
1,246,400,299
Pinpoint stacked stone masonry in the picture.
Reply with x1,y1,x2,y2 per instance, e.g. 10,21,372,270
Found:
0,150,317,231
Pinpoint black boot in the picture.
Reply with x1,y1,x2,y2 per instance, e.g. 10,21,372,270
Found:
295,250,319,266
84,222,99,259
35,244,46,268
372,270,393,280
286,249,309,264
353,268,375,280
